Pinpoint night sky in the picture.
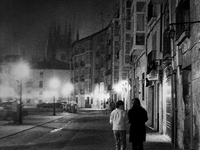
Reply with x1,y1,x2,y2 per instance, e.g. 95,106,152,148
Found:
0,0,118,59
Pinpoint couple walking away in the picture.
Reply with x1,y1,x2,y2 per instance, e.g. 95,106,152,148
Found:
109,98,148,150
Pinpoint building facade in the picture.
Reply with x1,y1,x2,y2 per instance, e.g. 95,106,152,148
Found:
0,55,71,107
71,36,93,108
118,0,132,110
71,13,120,109
128,0,200,149
111,12,120,104
23,60,71,107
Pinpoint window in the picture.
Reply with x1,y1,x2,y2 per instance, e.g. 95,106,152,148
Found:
176,0,190,39
147,1,156,22
126,0,131,8
40,71,43,76
136,33,145,45
137,2,145,12
163,29,171,58
126,9,131,20
135,2,145,45
39,81,43,88
126,42,131,54
137,14,145,31
126,21,131,30
61,54,65,60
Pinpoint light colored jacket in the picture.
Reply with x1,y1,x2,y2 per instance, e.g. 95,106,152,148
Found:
109,108,128,130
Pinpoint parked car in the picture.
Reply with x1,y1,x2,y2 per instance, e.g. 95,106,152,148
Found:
61,102,68,112
37,103,62,109
69,101,78,113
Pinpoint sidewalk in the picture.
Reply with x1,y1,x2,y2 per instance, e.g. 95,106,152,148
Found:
0,112,68,139
144,127,181,150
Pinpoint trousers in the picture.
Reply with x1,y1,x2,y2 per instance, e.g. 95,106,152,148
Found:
113,130,126,150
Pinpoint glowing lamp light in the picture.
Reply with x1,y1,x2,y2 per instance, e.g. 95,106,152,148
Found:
61,82,74,97
49,78,60,90
113,80,131,93
12,62,30,79
113,83,123,93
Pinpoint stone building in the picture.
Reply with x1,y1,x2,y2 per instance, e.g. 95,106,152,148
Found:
111,12,120,104
46,23,72,65
71,28,111,109
129,0,200,149
129,0,146,111
71,36,93,108
71,14,120,109
169,0,200,149
23,60,71,107
0,55,71,107
118,0,132,110
0,55,21,103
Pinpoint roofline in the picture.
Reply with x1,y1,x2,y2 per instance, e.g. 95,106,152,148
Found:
72,10,119,46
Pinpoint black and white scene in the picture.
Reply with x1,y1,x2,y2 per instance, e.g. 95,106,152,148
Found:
0,0,198,150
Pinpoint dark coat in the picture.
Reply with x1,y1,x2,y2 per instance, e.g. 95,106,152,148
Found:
128,106,148,142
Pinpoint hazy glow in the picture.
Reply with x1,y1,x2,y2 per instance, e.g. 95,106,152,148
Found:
61,82,74,97
12,62,30,79
49,78,60,89
0,85,16,99
113,83,122,93
113,80,131,93
43,90,52,99
92,84,110,99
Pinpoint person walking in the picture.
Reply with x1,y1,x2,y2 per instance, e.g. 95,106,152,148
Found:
110,100,128,150
128,98,148,150
105,101,110,115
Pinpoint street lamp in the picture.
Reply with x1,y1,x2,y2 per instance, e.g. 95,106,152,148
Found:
12,61,30,124
49,78,60,116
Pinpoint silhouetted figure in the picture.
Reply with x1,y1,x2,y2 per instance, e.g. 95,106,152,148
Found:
110,100,128,150
128,98,148,150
